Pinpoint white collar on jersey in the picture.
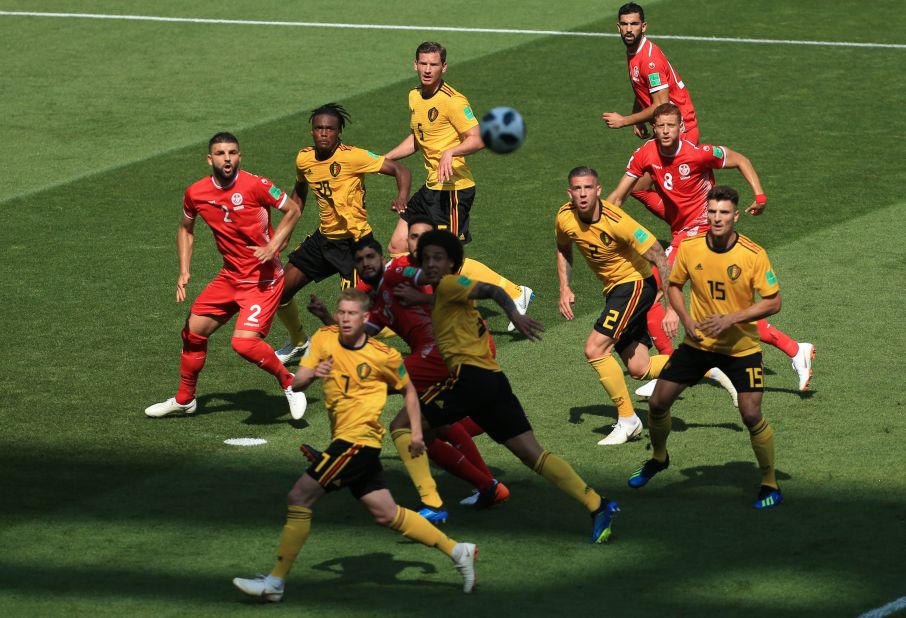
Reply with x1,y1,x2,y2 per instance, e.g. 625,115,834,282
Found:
210,173,239,191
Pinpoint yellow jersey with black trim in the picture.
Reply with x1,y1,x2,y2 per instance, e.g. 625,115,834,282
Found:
431,274,500,372
670,233,781,357
300,325,410,448
295,144,385,240
408,81,478,191
555,200,656,294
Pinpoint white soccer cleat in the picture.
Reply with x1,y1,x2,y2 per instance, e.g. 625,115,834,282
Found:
232,574,284,602
451,542,478,593
597,417,643,445
285,386,307,420
507,286,535,332
635,379,657,398
459,490,480,506
275,339,310,366
791,343,815,391
706,367,738,407
144,397,197,418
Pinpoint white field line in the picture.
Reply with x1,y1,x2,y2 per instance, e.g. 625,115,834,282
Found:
1,11,905,50
859,595,906,618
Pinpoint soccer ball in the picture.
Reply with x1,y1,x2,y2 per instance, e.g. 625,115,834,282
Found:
479,107,525,154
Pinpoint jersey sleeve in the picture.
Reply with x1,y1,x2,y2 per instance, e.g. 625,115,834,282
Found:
447,92,479,135
696,144,728,170
347,147,385,175
437,274,477,306
610,210,657,255
643,49,671,95
555,210,571,247
381,348,411,390
255,175,288,210
669,242,690,285
752,251,781,298
299,329,330,371
625,146,647,178
182,188,197,219
295,150,310,183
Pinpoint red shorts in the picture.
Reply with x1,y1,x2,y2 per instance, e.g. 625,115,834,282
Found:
405,346,452,393
190,271,283,336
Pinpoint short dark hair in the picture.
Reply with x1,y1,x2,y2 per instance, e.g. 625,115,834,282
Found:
415,229,464,272
353,236,383,256
208,132,239,151
407,215,436,229
618,2,645,21
309,103,351,132
568,166,599,181
652,102,682,122
707,185,740,207
416,41,446,63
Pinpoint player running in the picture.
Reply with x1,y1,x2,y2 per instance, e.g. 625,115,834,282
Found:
233,290,477,601
144,132,307,420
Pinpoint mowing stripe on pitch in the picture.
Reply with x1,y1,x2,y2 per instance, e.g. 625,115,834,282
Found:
859,595,906,618
1,11,904,50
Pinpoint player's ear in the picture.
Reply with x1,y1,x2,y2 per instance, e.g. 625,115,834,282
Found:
441,63,447,73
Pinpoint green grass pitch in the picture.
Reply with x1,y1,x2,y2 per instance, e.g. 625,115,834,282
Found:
1,1,905,616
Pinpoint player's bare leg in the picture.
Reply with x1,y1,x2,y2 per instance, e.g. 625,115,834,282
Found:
275,264,313,365
758,320,814,391
586,331,651,445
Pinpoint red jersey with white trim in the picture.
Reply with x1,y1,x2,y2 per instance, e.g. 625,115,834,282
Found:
363,255,437,357
626,139,727,236
628,36,697,134
183,170,288,282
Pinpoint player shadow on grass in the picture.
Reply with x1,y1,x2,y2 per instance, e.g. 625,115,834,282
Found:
310,552,457,589
193,390,313,428
568,403,744,438
670,460,792,490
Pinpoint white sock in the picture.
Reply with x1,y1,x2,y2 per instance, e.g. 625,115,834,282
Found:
619,414,640,428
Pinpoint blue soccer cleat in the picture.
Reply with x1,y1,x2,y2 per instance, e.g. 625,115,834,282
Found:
417,505,449,524
754,485,783,509
627,453,669,489
590,498,620,544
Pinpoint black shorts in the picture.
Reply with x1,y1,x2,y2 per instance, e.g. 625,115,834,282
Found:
659,344,766,393
401,185,476,244
304,439,387,499
287,230,372,284
594,276,656,354
420,364,532,443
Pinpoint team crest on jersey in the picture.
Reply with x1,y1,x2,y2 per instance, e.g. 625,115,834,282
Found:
599,232,613,246
648,62,656,69
231,192,243,206
679,164,691,177
330,162,342,177
356,363,372,380
428,107,439,122
727,264,742,281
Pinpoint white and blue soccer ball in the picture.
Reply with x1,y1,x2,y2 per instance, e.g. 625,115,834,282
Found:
479,106,525,154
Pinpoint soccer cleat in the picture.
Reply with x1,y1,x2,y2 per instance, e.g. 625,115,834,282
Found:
473,480,510,509
791,343,815,391
284,386,307,420
507,286,535,332
590,498,620,544
754,485,783,509
451,542,478,593
299,443,322,464
597,417,643,445
635,379,657,398
232,574,284,602
144,397,197,418
417,505,449,524
459,490,480,507
706,367,739,407
275,339,310,366
627,453,670,489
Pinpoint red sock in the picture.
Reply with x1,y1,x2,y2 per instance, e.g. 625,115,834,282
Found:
437,423,494,479
631,190,666,220
757,320,799,358
646,302,674,355
176,328,207,404
427,438,494,493
456,417,485,438
231,336,294,388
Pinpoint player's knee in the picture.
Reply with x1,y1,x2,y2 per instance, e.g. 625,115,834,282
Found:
627,361,649,380
287,487,305,506
648,397,671,417
389,410,410,431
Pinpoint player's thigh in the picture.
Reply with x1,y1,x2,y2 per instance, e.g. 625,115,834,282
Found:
306,440,385,498
189,272,239,328
596,277,656,349
656,344,714,399
715,352,766,395
286,231,341,283
233,278,283,337
288,471,326,507
281,262,311,300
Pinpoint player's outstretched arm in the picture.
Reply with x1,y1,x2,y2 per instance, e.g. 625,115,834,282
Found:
384,134,418,161
437,126,484,184
469,281,544,340
723,148,767,216
605,174,637,207
602,89,668,132
556,243,576,320
176,216,195,303
379,159,412,213
401,381,426,458
667,281,702,342
701,293,782,338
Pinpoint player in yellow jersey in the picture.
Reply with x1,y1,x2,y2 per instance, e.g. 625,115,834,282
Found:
414,229,621,544
627,186,784,509
556,166,677,445
233,289,477,601
273,103,412,366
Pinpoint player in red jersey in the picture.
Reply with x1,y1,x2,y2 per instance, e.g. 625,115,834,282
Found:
607,105,815,391
145,132,308,419
308,235,507,521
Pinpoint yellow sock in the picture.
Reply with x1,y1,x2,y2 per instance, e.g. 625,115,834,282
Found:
749,418,777,488
647,408,671,462
270,505,312,579
390,506,457,557
533,451,601,512
589,355,635,418
277,299,307,346
391,428,443,508
641,354,669,380
460,258,521,299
